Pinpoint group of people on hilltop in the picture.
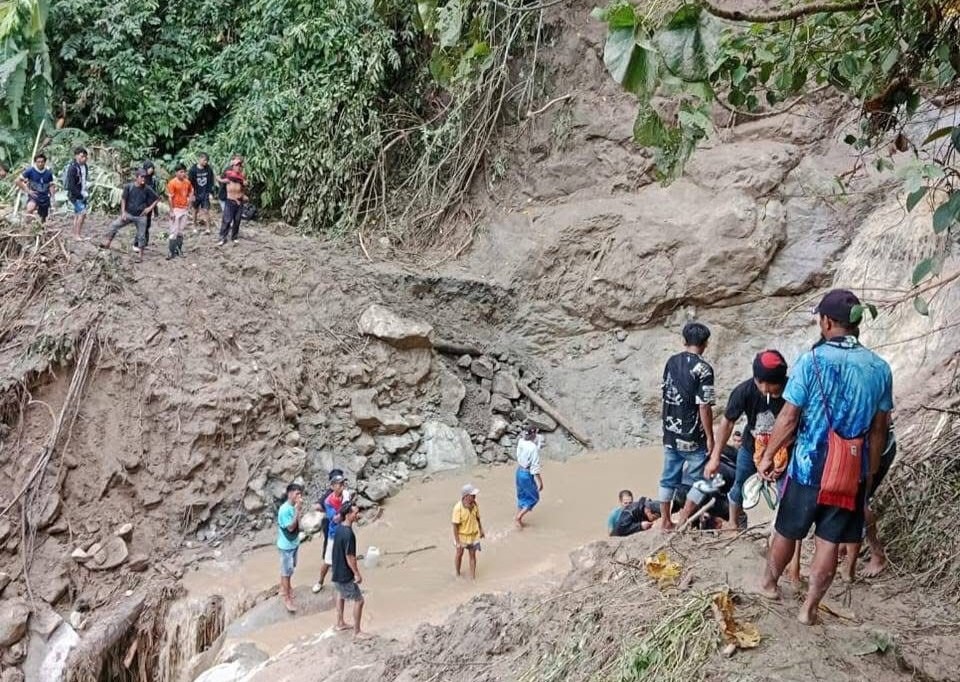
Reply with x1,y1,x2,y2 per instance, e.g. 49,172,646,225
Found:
613,288,893,626
12,147,250,260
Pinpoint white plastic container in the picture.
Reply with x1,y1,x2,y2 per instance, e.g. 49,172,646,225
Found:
363,546,381,569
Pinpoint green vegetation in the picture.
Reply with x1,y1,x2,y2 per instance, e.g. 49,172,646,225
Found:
0,0,542,236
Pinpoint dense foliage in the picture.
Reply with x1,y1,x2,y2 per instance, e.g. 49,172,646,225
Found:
593,0,960,305
1,0,538,235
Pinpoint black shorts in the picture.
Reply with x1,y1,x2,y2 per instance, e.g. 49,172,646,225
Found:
868,443,896,500
193,195,211,210
36,202,50,220
774,479,866,544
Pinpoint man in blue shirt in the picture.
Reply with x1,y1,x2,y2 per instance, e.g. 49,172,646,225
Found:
16,154,55,225
757,289,893,625
277,482,304,613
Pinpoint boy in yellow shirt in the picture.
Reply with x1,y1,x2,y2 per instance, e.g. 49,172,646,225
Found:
452,484,485,580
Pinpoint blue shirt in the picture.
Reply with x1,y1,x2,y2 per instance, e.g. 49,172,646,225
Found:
22,166,54,205
276,501,299,551
607,507,622,533
324,493,342,539
784,337,893,486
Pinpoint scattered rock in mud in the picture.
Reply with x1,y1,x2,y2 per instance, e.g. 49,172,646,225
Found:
526,411,557,432
243,490,266,513
0,571,11,594
379,412,414,435
470,356,495,379
114,523,134,539
492,372,520,400
300,511,324,535
35,493,62,530
29,601,63,641
86,536,128,571
351,389,381,428
0,598,30,646
420,421,477,473
353,432,376,456
0,520,10,543
127,554,150,572
457,354,473,369
358,304,433,349
39,569,69,605
363,478,399,503
380,431,420,455
487,416,510,441
490,395,513,415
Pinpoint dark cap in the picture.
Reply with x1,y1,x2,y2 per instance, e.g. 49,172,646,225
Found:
328,468,344,481
753,349,788,384
815,289,861,324
135,169,147,178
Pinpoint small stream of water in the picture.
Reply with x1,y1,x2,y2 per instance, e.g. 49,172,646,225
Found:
159,446,663,680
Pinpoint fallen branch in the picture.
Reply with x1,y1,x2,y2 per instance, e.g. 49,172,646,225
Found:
383,544,437,558
703,0,872,23
65,593,147,681
518,381,592,447
525,93,573,119
648,498,717,556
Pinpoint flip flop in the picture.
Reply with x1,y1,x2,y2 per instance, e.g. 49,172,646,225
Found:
742,474,764,510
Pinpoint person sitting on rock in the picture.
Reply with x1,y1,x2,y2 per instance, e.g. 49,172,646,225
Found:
312,473,346,593
608,490,658,536
515,426,544,529
452,484,484,579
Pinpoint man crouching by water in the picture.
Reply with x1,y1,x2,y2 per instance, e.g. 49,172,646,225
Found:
277,482,304,613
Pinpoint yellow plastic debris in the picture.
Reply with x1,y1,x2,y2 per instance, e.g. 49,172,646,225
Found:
644,551,682,586
711,590,762,650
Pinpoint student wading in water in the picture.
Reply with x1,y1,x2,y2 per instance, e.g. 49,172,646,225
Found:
514,426,544,529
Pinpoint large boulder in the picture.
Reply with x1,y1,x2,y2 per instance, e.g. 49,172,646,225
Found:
379,432,420,456
363,477,400,503
492,372,520,400
420,421,477,473
0,598,30,647
350,389,381,428
358,304,433,349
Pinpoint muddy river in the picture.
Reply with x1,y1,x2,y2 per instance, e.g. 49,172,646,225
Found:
177,447,662,679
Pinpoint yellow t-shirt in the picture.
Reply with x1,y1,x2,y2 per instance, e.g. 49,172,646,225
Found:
452,500,481,543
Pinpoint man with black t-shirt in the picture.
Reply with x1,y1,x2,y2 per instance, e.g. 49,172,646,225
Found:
705,350,789,530
100,170,160,259
189,153,216,230
658,322,715,531
331,502,370,639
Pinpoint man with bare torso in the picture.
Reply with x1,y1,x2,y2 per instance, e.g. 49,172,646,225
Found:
218,156,247,247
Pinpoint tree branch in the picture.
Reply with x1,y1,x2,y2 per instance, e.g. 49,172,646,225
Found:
703,0,869,23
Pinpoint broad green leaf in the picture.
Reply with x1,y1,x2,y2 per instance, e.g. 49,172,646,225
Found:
912,257,934,285
922,126,954,146
604,27,658,97
866,303,878,320
633,104,671,147
653,4,722,82
436,0,463,48
593,3,637,29
678,106,712,132
732,64,747,85
850,304,864,324
906,186,927,212
913,297,930,316
932,192,960,233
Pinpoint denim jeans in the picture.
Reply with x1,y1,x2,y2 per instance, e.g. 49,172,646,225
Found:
727,445,756,507
658,445,708,503
107,215,148,247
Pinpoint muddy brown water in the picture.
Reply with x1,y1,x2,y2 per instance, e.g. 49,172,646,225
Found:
177,447,662,678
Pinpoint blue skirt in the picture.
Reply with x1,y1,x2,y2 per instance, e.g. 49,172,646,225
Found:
516,467,540,511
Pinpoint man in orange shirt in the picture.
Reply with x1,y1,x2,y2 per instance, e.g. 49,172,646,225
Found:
166,164,194,260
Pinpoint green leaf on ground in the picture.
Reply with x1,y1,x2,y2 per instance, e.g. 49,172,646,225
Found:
922,126,954,146
912,257,934,285
906,187,927,212
914,296,930,316
932,192,960,233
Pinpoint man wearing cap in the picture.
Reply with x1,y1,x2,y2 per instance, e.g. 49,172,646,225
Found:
313,473,347,592
705,350,790,531
452,484,485,580
100,170,160,258
277,482,305,613
757,289,893,625
312,469,345,593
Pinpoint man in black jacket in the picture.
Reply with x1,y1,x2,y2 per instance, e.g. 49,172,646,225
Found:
65,147,89,239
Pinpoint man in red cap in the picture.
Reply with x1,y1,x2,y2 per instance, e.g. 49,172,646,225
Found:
756,289,892,625
706,350,790,532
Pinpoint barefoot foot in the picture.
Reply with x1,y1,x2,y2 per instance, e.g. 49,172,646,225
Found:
861,555,886,578
335,623,353,632
797,605,819,626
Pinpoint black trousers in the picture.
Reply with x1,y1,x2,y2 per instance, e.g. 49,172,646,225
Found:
220,199,242,241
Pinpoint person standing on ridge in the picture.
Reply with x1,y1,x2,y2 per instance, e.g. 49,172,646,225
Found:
705,350,789,531
331,501,370,639
657,322,716,531
140,160,160,248
16,153,55,226
452,484,484,580
218,156,246,246
514,426,544,529
65,147,89,239
188,152,215,230
165,163,194,260
757,289,892,625
99,170,160,259
277,482,305,613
